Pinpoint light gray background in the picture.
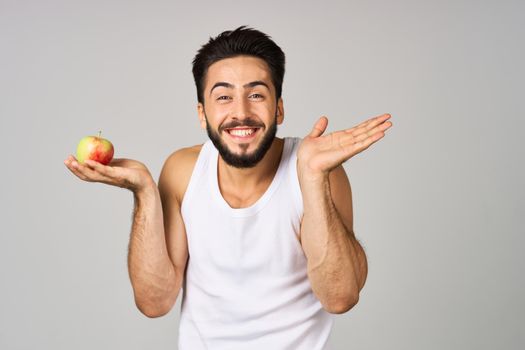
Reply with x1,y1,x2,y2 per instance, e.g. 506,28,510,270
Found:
1,0,523,349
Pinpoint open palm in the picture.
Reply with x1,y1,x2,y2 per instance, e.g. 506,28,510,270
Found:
64,155,154,192
297,113,392,181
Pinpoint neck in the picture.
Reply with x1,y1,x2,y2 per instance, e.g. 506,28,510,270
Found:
218,137,284,188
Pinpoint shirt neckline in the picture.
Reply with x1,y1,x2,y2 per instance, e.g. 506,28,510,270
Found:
208,138,292,218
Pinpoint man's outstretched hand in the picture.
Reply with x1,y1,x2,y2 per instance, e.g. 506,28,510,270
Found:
297,113,393,182
64,156,155,194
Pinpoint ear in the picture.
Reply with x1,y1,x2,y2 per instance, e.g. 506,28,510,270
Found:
276,97,284,125
197,103,206,129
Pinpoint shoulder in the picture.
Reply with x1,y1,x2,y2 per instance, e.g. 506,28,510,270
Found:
158,144,204,205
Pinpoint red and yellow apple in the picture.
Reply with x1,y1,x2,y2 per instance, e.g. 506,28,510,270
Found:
76,131,114,165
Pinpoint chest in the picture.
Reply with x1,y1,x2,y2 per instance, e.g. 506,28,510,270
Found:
218,179,273,209
182,186,305,280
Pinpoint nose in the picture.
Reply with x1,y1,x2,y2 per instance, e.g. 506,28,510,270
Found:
231,97,250,120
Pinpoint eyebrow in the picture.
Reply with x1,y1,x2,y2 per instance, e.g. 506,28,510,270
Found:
209,80,270,97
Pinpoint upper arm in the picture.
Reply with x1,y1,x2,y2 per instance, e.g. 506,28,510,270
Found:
158,147,200,278
329,165,368,291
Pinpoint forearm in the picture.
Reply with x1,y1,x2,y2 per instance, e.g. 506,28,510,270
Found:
300,177,366,313
128,183,179,317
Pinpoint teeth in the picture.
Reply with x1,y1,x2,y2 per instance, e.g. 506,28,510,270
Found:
229,128,255,137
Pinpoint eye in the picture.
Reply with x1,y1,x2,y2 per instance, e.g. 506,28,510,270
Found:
249,93,264,100
216,96,231,101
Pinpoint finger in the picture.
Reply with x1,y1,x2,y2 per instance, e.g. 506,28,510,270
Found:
71,159,115,183
349,116,392,139
364,113,391,131
362,119,393,138
64,155,78,170
64,155,75,163
84,159,135,188
63,154,78,167
364,113,391,127
72,161,101,181
308,116,328,138
84,159,115,178
354,130,386,152
346,113,391,134
341,120,391,149
64,159,93,182
335,121,389,159
334,134,384,164
83,160,126,186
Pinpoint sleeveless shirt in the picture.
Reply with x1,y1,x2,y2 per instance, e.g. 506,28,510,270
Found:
179,137,334,350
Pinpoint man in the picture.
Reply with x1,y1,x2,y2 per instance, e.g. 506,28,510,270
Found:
64,26,392,349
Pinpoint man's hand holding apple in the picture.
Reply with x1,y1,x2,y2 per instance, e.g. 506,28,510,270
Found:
64,155,155,195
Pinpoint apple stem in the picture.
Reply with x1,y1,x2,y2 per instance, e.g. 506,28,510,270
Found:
98,131,101,138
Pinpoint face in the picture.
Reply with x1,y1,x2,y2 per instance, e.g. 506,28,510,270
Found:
198,55,284,168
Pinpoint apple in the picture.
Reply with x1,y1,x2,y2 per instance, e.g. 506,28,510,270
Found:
76,131,114,165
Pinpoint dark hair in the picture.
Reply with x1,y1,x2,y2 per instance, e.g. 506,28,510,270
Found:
192,26,286,104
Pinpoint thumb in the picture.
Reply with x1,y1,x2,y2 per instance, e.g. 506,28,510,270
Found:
308,116,328,138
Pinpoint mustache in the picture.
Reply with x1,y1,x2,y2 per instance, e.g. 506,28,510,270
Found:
220,118,265,131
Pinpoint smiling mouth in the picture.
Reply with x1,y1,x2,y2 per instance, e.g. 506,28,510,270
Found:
224,127,261,140
227,127,258,136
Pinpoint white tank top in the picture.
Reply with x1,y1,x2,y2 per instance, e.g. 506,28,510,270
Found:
179,137,333,350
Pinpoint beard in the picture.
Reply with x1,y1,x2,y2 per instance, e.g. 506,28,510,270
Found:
205,112,278,169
